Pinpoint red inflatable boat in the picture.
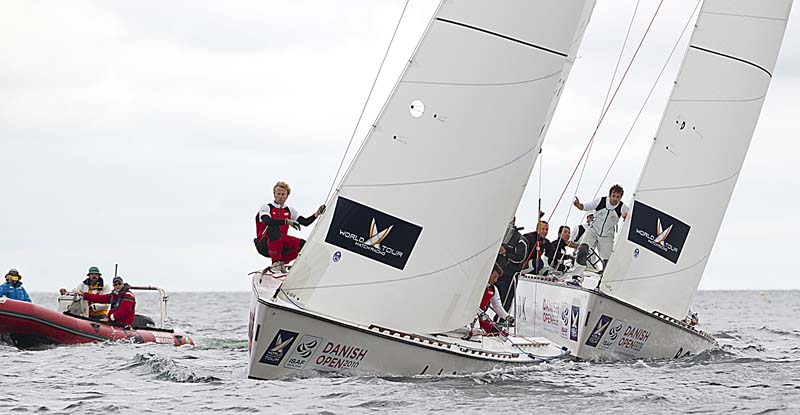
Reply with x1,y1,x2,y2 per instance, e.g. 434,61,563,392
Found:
0,287,193,349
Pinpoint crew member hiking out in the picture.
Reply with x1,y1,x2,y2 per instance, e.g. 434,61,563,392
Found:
255,181,325,274
572,184,629,280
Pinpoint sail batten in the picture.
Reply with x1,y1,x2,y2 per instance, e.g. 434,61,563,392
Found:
603,0,792,320
281,0,597,334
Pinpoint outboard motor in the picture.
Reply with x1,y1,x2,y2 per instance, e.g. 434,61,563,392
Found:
133,314,156,328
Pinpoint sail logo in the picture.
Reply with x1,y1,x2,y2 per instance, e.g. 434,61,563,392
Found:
634,218,678,254
260,329,298,366
627,201,691,264
284,334,323,370
367,219,392,247
326,197,423,270
338,219,401,258
585,314,613,348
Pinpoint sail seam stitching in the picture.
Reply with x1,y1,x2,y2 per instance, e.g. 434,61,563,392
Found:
672,94,766,103
603,254,708,283
402,70,560,87
690,45,772,78
435,17,567,58
285,238,502,291
344,145,535,188
638,170,739,193
702,11,788,22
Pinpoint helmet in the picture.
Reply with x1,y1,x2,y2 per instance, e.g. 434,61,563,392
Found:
7,268,19,276
87,266,101,276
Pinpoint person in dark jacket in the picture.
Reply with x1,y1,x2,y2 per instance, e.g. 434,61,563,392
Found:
545,225,576,273
82,276,135,327
0,268,31,302
495,217,528,312
522,221,551,275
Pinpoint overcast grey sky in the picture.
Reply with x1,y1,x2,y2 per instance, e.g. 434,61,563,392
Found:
1,1,797,292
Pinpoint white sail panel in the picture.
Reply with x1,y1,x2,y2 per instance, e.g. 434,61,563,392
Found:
282,0,597,333
603,0,792,319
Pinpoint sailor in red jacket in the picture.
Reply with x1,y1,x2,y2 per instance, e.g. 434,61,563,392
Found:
255,181,325,273
478,263,515,335
82,276,136,327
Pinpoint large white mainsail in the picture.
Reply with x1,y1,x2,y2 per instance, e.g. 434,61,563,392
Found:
603,0,793,319
282,1,597,333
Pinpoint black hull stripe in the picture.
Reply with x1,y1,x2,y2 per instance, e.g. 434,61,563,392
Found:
0,309,107,342
436,17,567,58
690,45,772,78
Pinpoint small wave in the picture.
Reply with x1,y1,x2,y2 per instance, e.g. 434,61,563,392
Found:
193,337,248,351
758,326,800,339
350,400,411,409
128,352,221,383
212,407,260,413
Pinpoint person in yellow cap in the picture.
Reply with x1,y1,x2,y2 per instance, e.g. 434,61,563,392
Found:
1,268,32,302
59,266,111,320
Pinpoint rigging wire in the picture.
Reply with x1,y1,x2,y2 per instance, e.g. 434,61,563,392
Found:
324,0,413,202
592,0,702,200
537,0,642,276
570,0,642,217
545,0,666,226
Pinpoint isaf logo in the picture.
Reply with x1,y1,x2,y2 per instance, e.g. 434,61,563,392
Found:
608,322,625,341
284,334,323,370
296,338,319,358
628,201,690,264
559,303,570,339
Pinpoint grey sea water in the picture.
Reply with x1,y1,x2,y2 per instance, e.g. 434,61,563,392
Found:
1,290,799,414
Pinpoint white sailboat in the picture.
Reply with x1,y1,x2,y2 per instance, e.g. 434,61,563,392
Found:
517,0,793,361
247,0,598,379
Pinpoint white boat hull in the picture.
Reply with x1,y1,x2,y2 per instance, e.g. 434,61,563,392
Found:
247,273,569,380
515,275,716,361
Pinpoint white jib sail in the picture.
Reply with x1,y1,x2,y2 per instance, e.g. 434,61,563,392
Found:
603,0,793,319
282,0,597,334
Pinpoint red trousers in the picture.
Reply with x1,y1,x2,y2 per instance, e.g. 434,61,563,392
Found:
268,235,302,262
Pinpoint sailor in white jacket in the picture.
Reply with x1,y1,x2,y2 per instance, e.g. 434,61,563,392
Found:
572,185,629,278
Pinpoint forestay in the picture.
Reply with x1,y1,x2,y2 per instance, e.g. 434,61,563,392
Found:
603,0,792,319
282,0,596,333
